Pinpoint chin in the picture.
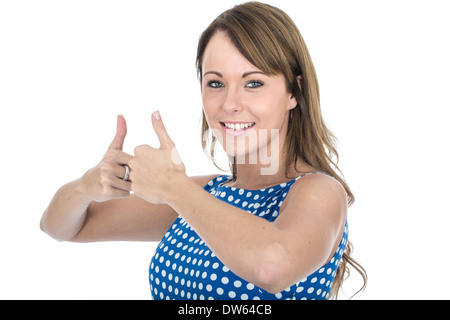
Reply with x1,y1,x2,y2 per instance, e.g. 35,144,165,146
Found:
220,137,263,164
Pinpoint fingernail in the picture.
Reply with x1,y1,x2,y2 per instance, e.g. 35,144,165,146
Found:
153,110,161,121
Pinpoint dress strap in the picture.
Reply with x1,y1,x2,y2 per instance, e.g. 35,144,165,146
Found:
295,171,327,181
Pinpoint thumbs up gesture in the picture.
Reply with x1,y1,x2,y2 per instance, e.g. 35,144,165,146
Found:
79,115,133,202
128,111,186,204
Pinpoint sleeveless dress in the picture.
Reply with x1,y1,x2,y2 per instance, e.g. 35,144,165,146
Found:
149,173,348,300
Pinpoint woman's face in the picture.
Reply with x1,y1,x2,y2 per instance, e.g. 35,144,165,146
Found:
201,31,297,164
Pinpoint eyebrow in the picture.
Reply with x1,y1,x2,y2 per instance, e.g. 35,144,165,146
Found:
203,71,267,78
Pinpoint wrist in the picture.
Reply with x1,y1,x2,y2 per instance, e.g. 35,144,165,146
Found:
165,173,196,207
75,173,95,203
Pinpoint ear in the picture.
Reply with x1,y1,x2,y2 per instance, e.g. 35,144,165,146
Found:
288,75,303,111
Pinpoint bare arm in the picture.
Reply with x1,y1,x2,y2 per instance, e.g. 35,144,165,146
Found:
40,174,218,242
39,114,219,242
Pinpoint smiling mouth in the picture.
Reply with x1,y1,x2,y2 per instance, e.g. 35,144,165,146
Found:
219,121,256,137
220,122,256,130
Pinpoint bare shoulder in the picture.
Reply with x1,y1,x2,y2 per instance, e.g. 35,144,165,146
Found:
276,172,348,263
288,173,347,207
278,172,348,227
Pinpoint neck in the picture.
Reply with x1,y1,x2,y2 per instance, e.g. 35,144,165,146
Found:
229,131,316,189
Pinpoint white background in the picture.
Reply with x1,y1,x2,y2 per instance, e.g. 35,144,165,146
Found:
1,0,449,299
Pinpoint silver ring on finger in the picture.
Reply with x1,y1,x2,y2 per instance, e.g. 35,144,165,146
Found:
122,165,130,181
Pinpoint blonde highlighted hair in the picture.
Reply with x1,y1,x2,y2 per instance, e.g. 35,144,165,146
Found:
196,1,366,299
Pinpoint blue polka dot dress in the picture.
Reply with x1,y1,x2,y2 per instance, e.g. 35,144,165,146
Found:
149,173,348,300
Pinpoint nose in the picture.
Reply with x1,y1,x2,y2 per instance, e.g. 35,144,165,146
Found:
223,87,243,114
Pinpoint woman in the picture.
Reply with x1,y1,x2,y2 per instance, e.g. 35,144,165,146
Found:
41,1,366,300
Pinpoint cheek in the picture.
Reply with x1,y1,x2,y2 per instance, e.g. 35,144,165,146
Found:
202,94,221,121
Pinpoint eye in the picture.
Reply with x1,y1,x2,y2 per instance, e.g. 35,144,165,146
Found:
246,80,264,88
207,80,224,88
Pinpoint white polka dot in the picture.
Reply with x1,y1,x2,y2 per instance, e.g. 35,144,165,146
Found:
228,291,236,298
217,288,224,295
221,277,229,284
210,273,217,281
241,294,249,300
234,280,242,288
228,195,234,202
206,284,212,292
307,287,314,294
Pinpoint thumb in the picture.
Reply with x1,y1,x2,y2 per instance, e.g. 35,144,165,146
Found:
108,114,127,150
152,110,173,149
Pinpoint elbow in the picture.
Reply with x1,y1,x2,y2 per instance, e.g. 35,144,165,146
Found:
39,213,52,237
40,214,50,235
39,213,70,242
253,244,292,294
40,222,65,242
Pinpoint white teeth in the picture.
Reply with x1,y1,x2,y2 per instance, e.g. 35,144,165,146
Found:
223,122,255,130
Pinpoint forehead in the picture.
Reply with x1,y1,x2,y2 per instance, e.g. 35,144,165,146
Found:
202,31,261,75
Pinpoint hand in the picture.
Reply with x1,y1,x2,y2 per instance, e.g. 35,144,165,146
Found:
79,115,133,202
129,111,186,204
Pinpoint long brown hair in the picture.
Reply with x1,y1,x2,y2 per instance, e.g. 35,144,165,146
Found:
196,1,367,299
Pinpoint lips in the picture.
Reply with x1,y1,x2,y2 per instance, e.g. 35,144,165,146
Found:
220,121,256,136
